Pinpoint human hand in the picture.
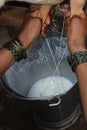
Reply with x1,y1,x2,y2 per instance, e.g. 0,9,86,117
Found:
28,2,70,37
28,4,53,36
70,0,86,17
40,2,70,36
67,11,87,54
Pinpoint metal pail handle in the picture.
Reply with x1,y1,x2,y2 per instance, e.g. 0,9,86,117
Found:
49,96,61,107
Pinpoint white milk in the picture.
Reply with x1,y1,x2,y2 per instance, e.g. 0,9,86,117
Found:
28,76,73,98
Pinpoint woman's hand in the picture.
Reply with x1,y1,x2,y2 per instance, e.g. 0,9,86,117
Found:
28,4,53,36
70,0,86,17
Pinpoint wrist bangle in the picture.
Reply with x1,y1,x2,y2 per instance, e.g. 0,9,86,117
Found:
3,37,27,62
68,51,87,72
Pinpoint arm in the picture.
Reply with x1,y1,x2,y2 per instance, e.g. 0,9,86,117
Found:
0,16,42,76
29,4,52,36
0,3,53,76
76,62,87,123
67,10,87,123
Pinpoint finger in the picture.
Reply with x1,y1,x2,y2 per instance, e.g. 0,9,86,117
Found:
42,23,47,31
41,26,46,37
65,11,71,18
40,23,47,36
41,31,46,37
41,16,51,36
65,17,71,25
64,17,71,32
45,15,51,25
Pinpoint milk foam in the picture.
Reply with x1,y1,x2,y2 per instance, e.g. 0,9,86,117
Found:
28,76,73,98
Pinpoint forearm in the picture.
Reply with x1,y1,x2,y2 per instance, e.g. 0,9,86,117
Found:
67,0,87,124
0,17,42,76
67,13,87,122
0,48,15,76
76,63,87,122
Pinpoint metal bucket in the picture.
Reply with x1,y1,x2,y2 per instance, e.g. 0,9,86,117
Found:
1,31,80,129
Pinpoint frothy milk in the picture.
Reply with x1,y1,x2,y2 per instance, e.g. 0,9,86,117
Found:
28,76,73,98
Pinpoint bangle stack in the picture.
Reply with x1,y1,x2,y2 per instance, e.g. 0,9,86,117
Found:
68,51,87,72
3,37,27,62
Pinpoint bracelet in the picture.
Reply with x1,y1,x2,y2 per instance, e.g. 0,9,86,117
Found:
68,51,87,72
3,37,27,62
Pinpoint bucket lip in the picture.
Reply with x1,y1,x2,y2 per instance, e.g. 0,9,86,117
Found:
0,77,62,100
27,94,62,101
1,76,77,101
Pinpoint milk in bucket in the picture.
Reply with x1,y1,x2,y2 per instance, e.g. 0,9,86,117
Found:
28,76,73,97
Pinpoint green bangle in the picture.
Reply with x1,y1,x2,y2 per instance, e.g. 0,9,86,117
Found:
3,37,27,62
68,51,87,72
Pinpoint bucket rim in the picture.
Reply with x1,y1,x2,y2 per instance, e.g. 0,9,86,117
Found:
0,77,78,101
